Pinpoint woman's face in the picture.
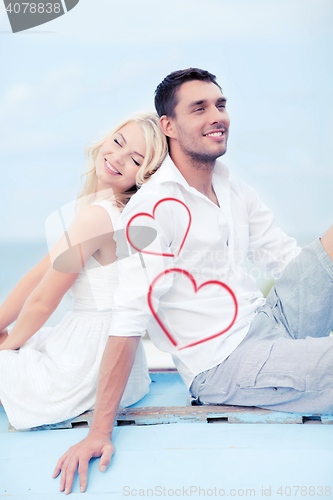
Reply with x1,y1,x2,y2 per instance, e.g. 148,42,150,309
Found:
95,121,146,194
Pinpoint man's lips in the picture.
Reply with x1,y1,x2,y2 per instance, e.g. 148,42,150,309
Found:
203,129,227,139
104,158,122,175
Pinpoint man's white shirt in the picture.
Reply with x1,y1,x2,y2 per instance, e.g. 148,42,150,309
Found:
110,155,301,388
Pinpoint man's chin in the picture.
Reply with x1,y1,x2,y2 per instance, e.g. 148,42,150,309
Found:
181,142,227,167
215,144,227,158
206,140,227,157
204,145,227,161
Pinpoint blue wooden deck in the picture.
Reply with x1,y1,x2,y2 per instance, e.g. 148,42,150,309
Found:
1,372,333,499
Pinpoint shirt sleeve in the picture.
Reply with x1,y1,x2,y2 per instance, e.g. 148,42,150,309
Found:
109,189,178,338
240,181,302,278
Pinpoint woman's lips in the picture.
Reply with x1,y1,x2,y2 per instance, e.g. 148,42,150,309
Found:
104,158,122,175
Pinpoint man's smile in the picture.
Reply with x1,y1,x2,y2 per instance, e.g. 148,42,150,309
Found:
203,128,227,141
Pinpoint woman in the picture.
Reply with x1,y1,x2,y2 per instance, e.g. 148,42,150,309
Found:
0,112,168,430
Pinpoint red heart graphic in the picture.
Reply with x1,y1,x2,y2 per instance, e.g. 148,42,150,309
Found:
126,198,191,258
147,268,238,350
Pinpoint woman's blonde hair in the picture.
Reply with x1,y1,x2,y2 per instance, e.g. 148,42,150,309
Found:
77,112,167,210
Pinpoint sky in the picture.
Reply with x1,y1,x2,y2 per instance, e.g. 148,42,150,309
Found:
0,0,332,245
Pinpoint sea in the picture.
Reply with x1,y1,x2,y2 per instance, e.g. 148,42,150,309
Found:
0,240,72,327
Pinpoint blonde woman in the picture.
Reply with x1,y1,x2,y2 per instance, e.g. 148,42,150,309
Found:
0,112,167,430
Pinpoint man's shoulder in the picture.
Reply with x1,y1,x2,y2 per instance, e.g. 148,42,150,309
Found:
213,160,260,211
227,170,257,200
126,157,183,205
123,182,177,220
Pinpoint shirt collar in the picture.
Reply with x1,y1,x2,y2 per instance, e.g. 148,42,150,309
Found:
153,154,230,191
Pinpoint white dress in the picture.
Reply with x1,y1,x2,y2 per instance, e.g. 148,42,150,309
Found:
0,201,151,430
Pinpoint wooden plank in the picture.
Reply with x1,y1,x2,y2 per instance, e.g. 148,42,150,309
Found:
5,372,333,431
9,404,333,431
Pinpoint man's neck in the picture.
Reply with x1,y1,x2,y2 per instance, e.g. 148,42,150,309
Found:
169,150,219,206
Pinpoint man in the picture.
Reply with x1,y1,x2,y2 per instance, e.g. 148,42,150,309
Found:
53,68,333,494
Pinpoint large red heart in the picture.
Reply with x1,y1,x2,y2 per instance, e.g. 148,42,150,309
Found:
147,268,238,350
126,198,191,258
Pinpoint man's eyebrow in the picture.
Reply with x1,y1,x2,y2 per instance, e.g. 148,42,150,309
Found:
188,99,207,108
187,97,227,108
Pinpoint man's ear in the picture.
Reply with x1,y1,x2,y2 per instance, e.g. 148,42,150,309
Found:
160,115,177,139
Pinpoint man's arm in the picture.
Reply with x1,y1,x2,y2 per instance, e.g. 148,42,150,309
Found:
236,179,301,276
52,335,140,495
53,191,175,493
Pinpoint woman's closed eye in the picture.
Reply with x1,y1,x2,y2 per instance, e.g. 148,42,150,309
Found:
132,157,140,166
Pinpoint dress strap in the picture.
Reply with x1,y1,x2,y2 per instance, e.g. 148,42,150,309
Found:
92,200,121,228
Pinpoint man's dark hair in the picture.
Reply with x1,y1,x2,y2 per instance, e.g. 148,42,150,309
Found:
154,68,222,118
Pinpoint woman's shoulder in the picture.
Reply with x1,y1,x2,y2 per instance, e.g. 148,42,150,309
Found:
70,203,116,241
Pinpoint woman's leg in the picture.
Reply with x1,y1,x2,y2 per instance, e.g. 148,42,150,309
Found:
0,329,8,345
0,329,8,405
321,225,333,261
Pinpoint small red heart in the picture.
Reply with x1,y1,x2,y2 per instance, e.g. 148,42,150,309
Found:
126,198,191,258
148,268,238,350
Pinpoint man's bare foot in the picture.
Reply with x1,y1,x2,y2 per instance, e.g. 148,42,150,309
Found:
0,329,8,345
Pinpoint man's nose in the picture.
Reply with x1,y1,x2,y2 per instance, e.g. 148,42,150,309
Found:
208,105,225,125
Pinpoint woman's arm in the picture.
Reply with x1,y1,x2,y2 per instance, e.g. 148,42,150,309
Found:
0,266,80,351
0,253,52,331
0,205,115,351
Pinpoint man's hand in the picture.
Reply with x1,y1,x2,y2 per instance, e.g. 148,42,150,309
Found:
52,432,115,494
52,336,140,494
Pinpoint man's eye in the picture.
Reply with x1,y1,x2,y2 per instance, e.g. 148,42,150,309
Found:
218,104,226,109
194,107,204,112
132,158,140,166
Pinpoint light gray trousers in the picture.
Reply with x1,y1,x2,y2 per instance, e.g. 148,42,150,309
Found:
190,239,333,414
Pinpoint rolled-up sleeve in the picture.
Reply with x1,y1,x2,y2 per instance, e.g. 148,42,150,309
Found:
240,182,302,278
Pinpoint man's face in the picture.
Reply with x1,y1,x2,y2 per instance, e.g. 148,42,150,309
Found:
168,80,230,165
